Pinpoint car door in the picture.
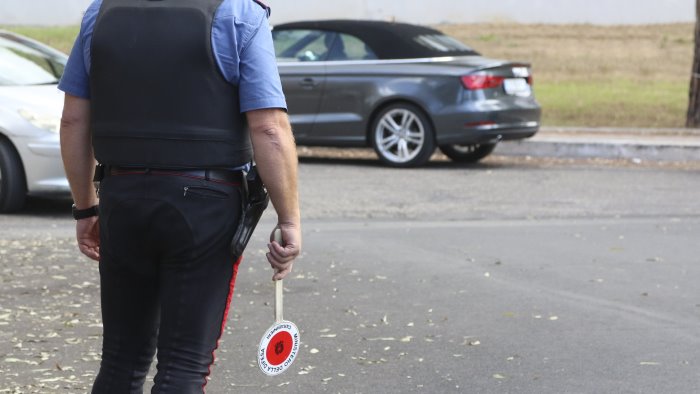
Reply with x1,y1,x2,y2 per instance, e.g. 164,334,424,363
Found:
273,29,334,140
306,33,379,145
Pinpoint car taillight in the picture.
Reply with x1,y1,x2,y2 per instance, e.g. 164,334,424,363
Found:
461,74,504,90
527,76,533,85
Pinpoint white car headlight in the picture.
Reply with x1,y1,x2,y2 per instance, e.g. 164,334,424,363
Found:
18,109,61,133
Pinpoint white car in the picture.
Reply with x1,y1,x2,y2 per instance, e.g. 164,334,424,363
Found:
0,31,69,212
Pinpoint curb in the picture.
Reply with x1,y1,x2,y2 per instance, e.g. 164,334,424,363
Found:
495,127,700,162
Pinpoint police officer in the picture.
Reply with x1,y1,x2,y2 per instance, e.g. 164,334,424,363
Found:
59,0,301,392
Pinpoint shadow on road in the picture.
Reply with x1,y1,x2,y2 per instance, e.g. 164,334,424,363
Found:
298,155,518,170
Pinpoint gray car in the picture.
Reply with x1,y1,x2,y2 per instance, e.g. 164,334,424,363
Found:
273,20,541,167
0,31,68,212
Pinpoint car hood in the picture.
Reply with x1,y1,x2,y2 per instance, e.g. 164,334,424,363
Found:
0,84,64,116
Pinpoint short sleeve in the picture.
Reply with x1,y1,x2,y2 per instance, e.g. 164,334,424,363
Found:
238,14,287,112
58,0,101,98
58,34,90,98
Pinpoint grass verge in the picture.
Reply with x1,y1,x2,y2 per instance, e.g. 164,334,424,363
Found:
1,25,80,54
537,79,689,127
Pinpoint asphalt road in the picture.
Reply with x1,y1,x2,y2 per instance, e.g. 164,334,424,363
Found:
0,156,698,393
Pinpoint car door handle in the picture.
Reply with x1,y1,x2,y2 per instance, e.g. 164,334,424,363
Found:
299,78,318,88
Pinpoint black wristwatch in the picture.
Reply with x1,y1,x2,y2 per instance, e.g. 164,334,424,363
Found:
72,204,99,220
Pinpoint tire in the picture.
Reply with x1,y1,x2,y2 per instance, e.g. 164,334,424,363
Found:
370,103,435,168
439,143,498,163
0,139,27,213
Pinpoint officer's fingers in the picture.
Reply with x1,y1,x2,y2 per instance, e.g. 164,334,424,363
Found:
267,252,293,270
269,241,300,258
272,265,293,281
267,245,297,264
79,244,100,261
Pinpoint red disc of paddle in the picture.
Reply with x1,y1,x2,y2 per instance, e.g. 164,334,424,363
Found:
266,330,293,365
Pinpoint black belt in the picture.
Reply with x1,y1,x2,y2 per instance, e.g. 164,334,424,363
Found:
106,166,244,185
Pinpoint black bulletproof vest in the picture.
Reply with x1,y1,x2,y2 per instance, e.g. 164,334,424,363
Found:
90,0,252,168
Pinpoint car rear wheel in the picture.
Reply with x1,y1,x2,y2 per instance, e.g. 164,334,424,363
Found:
0,139,27,213
439,143,497,163
371,103,435,168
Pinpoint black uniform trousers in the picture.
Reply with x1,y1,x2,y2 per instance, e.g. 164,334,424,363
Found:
92,170,244,393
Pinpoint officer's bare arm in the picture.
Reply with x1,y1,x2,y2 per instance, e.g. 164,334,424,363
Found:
60,94,100,261
247,108,301,280
60,94,97,210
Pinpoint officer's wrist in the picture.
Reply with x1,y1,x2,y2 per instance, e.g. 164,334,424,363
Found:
72,204,99,220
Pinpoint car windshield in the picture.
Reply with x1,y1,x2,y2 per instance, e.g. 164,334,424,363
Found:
0,33,66,86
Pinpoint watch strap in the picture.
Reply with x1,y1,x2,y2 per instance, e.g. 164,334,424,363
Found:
72,204,99,220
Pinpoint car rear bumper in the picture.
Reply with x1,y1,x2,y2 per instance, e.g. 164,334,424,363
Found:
433,99,542,146
436,121,540,145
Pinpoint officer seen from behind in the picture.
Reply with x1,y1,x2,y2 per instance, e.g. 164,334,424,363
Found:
59,0,301,391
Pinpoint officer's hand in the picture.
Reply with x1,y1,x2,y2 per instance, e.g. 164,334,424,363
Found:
76,216,100,261
267,223,301,281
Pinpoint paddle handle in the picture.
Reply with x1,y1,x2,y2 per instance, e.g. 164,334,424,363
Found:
274,228,284,323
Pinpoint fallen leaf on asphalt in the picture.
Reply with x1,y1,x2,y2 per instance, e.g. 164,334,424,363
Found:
310,348,319,354
4,358,38,365
493,374,505,379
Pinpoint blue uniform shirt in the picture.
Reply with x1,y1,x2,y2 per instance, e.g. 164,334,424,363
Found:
58,0,287,113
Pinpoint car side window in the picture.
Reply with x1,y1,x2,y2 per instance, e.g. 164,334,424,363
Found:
326,34,377,61
273,29,338,62
0,35,63,85
326,33,378,61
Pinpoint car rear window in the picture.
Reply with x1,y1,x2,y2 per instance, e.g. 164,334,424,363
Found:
413,34,478,55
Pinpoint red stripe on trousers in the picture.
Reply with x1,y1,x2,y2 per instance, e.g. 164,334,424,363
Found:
202,256,243,392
